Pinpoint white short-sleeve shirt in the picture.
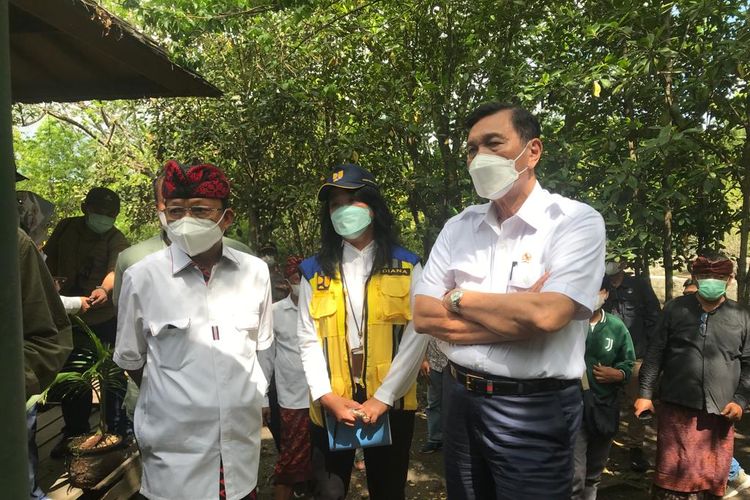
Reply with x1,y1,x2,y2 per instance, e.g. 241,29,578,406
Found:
114,244,273,500
272,296,310,409
414,181,605,380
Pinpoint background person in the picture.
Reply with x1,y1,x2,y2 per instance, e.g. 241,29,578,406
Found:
419,338,448,454
43,187,130,457
603,258,661,473
572,276,635,500
297,163,427,500
636,252,750,499
270,256,313,500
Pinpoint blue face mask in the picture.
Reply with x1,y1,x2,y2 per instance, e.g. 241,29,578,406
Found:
86,213,115,234
330,204,372,240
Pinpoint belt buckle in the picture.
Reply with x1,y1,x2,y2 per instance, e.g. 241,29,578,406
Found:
465,372,493,394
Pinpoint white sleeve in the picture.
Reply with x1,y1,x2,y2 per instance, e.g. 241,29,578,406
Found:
297,277,333,401
414,225,455,299
542,206,606,319
256,273,274,352
374,263,430,406
113,269,147,370
59,295,82,314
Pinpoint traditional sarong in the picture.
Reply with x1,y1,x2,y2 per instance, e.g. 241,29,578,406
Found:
219,460,257,500
274,407,313,485
654,402,734,497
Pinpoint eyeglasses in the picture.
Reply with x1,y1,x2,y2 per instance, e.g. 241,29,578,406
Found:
164,206,224,219
699,312,709,337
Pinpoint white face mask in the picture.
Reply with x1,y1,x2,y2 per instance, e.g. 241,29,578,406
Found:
594,292,608,311
290,283,300,298
604,262,622,276
158,210,168,230
468,142,530,200
166,213,225,256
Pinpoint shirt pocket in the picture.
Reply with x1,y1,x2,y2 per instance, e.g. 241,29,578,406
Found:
509,262,545,290
148,318,191,370
376,275,411,324
234,311,260,358
447,259,485,289
310,290,339,338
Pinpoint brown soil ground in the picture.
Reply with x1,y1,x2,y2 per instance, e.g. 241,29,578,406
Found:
255,397,750,500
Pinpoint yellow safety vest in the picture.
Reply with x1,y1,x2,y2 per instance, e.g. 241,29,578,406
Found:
300,249,420,427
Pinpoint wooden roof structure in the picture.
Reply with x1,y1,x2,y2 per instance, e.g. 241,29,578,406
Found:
9,0,221,103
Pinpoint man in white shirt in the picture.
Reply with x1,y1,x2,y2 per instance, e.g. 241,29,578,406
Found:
270,255,313,500
114,161,273,500
414,102,606,499
297,164,428,500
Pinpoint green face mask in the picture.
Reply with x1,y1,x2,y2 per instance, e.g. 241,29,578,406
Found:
86,213,115,234
330,204,372,240
697,278,727,301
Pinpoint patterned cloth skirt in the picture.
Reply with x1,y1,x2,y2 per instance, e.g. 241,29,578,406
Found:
653,402,734,497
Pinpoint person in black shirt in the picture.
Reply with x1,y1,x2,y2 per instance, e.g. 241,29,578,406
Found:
636,251,750,499
602,260,660,472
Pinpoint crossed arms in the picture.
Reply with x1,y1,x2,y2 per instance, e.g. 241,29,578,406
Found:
413,282,578,344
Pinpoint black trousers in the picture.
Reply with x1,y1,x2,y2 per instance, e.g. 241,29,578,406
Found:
443,371,583,500
310,388,415,500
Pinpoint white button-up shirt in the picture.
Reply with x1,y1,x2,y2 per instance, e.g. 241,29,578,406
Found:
415,181,605,380
271,296,309,409
114,244,273,500
297,241,428,404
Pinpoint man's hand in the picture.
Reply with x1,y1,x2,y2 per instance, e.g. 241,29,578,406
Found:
88,287,109,307
320,393,362,427
420,360,430,378
359,398,390,425
262,407,271,427
722,402,743,422
79,297,91,314
634,398,655,418
527,272,550,293
592,364,624,384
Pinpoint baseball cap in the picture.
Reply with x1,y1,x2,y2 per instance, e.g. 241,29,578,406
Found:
85,187,120,213
317,163,378,201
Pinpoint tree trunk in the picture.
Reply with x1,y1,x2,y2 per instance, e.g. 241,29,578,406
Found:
737,122,750,305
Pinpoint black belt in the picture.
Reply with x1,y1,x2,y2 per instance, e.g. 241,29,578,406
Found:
449,362,579,396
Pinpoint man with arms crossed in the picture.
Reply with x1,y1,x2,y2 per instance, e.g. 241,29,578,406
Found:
413,102,605,499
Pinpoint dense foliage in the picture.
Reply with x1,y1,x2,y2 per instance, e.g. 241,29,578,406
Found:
12,0,750,302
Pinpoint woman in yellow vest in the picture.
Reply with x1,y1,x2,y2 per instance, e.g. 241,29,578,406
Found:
297,163,428,500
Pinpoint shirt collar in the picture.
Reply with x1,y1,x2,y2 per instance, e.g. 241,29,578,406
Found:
282,295,299,310
474,181,550,232
342,239,376,257
169,241,239,276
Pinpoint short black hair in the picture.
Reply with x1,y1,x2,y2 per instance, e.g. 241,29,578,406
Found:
683,278,696,288
600,275,611,291
465,102,541,142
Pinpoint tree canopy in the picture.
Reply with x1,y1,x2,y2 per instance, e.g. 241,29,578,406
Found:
12,0,750,302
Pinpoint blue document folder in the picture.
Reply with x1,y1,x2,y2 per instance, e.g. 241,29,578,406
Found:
325,411,392,451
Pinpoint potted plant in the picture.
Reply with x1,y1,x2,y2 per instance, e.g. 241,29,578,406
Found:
42,315,130,489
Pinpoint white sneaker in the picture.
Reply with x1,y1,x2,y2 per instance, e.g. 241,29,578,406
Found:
725,469,750,498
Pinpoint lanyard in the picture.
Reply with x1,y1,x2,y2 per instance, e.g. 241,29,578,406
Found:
340,262,370,349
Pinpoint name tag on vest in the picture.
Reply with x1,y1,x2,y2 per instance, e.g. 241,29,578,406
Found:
380,267,410,276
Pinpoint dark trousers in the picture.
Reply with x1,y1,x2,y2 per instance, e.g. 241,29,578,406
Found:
267,374,282,452
443,371,583,500
53,318,130,436
310,388,415,500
